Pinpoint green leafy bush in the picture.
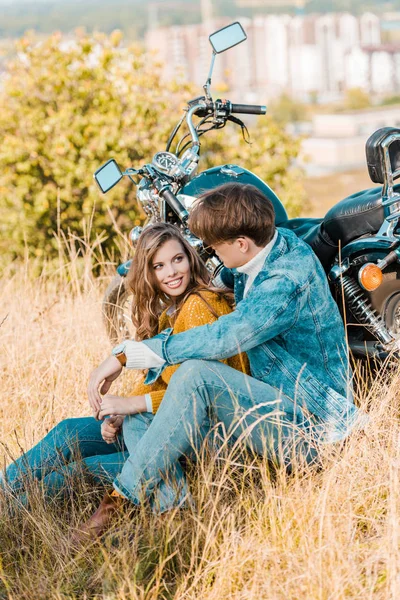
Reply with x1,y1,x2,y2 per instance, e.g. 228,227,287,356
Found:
0,31,305,265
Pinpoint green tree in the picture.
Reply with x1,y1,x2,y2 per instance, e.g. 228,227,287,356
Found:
0,31,306,264
344,87,371,110
380,94,400,106
269,93,308,125
0,30,192,261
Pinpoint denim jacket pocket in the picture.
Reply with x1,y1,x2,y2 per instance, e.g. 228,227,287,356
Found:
300,374,362,436
252,344,276,379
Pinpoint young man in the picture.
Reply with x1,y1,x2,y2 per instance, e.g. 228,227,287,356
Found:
87,182,367,525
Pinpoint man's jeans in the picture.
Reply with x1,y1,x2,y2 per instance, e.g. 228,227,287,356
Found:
115,360,320,505
2,416,189,513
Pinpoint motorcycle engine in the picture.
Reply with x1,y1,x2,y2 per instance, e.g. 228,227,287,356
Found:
137,179,161,218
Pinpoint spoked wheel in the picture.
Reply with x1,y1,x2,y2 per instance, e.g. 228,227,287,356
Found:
383,292,400,336
368,267,400,339
346,267,400,364
102,275,135,344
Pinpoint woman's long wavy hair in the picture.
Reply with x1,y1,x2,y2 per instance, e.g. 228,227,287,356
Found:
126,223,228,341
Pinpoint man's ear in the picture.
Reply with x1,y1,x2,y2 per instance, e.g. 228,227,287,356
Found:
236,237,250,254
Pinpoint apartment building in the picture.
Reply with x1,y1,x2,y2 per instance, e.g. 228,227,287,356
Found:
145,12,400,102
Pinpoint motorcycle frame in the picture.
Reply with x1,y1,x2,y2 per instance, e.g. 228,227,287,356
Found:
330,132,400,283
377,132,400,239
326,132,400,355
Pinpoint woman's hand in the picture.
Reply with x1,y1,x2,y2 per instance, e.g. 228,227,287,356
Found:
99,394,147,420
88,355,123,417
101,415,124,444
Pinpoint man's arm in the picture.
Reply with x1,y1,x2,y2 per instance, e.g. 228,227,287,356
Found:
92,275,301,397
135,275,301,367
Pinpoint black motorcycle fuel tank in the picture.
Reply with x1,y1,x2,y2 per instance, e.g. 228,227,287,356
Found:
181,165,288,225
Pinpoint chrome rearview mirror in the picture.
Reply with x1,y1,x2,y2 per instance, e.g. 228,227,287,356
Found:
204,22,247,101
94,159,123,193
209,22,247,54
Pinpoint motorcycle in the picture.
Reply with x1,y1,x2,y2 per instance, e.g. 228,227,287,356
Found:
94,21,400,362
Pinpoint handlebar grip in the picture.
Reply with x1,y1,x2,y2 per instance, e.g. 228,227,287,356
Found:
231,103,267,115
161,188,189,223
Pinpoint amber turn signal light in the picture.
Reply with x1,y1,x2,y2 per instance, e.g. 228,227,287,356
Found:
358,263,383,292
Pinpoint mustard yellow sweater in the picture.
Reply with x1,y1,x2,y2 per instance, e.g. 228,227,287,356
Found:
128,290,250,413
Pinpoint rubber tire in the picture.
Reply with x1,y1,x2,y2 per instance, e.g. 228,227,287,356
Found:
102,275,134,344
382,292,400,334
369,266,400,336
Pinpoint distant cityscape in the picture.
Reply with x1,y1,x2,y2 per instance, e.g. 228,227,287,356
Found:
146,11,400,103
3,4,400,176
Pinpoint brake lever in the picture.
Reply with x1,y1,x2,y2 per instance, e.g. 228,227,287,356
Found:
187,96,213,118
187,95,207,108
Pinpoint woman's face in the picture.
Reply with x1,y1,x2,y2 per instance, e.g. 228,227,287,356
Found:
152,238,191,298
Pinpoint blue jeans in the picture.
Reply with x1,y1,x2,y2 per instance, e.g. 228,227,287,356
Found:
115,360,321,505
3,416,192,513
122,413,193,513
3,417,128,500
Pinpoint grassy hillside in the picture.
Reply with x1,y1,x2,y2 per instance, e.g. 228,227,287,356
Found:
1,229,400,598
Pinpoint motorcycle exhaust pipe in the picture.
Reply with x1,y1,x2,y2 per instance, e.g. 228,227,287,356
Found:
349,340,397,361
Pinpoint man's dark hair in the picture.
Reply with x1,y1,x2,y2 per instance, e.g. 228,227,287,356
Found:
188,182,276,247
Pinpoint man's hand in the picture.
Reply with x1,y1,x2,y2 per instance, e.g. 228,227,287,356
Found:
88,355,122,416
99,394,147,420
101,415,124,444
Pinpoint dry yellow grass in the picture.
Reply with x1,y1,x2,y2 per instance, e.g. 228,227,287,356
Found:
1,244,400,599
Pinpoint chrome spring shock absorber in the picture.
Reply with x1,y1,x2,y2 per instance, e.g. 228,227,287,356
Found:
340,275,394,346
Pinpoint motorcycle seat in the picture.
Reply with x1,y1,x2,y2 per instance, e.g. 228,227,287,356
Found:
281,184,400,270
322,185,386,246
281,217,333,269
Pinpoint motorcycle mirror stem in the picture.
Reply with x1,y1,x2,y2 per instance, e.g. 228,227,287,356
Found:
93,160,141,194
203,51,216,102
204,21,248,102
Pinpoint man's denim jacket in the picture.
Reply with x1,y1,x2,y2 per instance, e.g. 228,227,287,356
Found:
144,227,367,441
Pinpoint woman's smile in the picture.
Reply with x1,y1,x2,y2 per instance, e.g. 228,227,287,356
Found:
152,239,191,297
164,276,184,289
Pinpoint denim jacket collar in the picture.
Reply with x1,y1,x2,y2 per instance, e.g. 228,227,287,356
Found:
234,230,288,302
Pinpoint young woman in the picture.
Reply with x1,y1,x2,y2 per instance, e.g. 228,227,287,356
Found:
2,223,248,512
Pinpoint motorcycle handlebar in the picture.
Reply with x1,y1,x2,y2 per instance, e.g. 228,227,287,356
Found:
231,103,267,115
184,99,267,149
160,187,189,223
